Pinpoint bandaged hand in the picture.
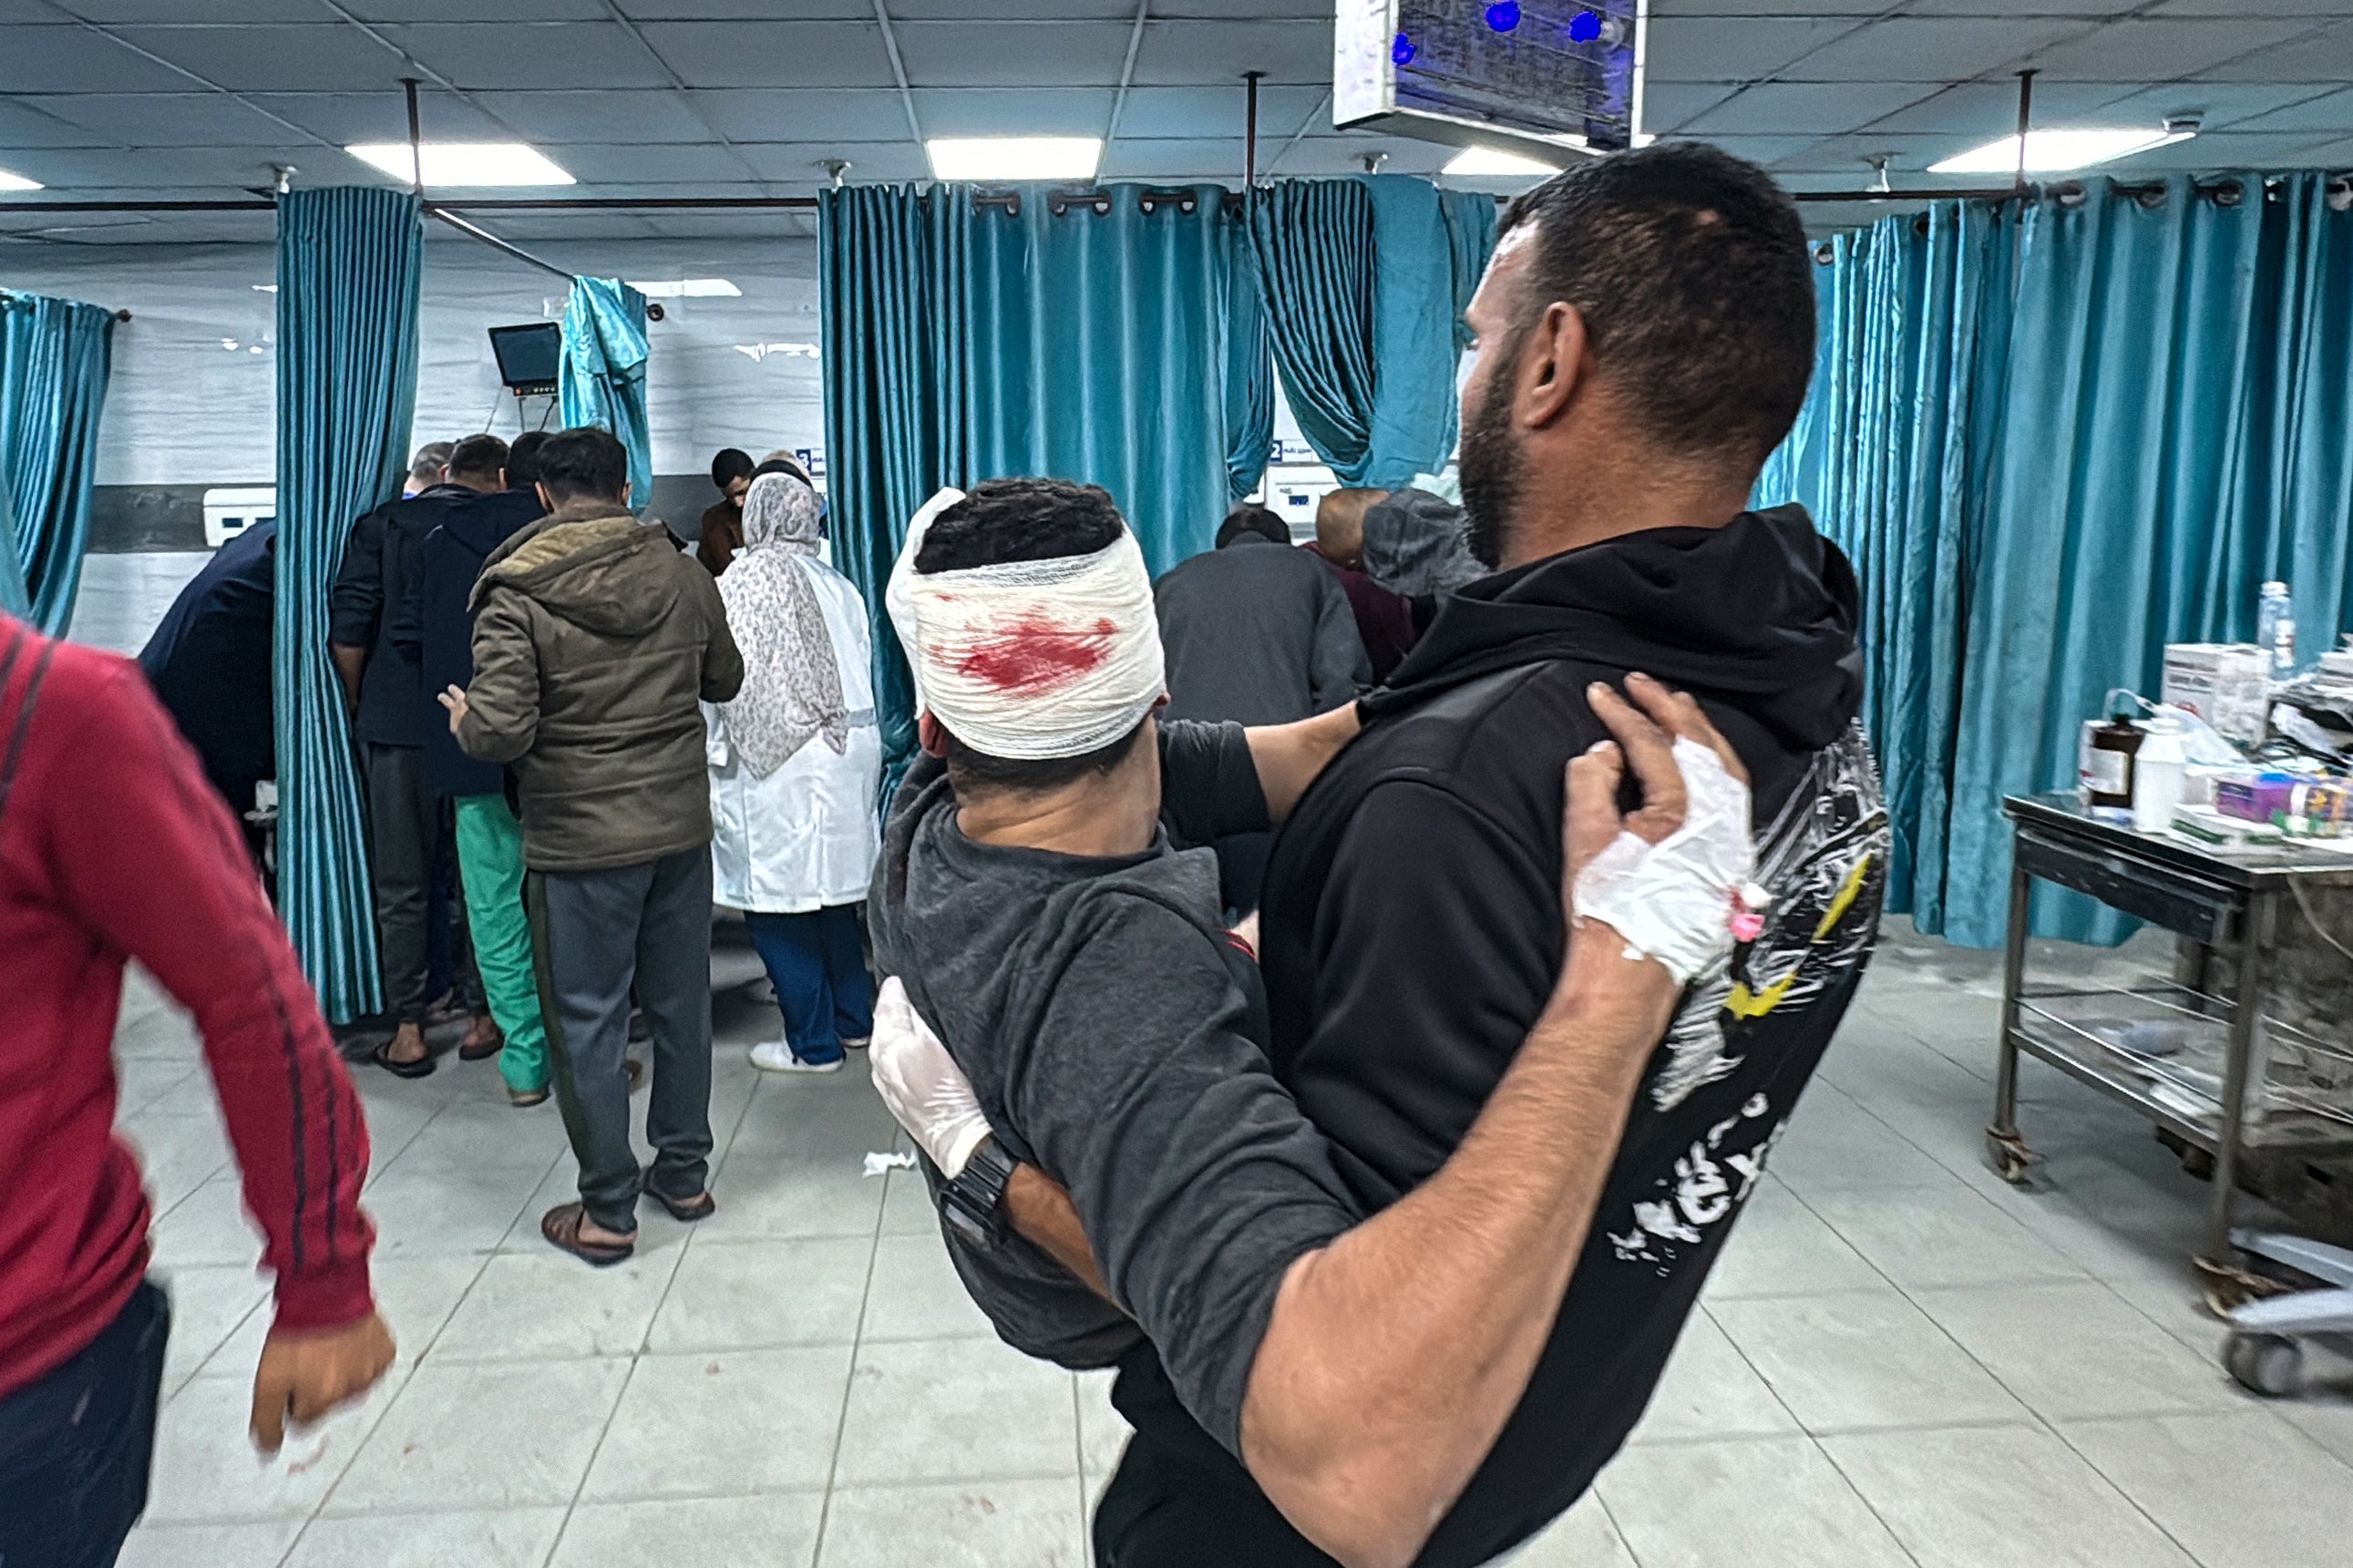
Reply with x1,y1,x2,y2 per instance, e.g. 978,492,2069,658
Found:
1563,675,1756,986
869,977,996,1180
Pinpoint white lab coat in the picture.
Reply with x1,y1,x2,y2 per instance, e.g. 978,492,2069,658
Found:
706,555,882,913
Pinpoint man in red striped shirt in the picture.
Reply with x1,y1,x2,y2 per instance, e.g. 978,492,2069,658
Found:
0,612,391,1567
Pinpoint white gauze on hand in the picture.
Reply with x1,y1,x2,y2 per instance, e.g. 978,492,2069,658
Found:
1572,738,1756,985
884,487,1166,762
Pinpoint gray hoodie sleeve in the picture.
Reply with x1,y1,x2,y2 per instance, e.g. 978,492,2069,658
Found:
1007,892,1360,1458
1308,569,1372,710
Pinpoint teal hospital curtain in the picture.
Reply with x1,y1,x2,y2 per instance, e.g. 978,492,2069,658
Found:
1,290,115,634
275,187,423,1020
819,183,970,787
821,182,1246,778
1224,221,1274,500
560,278,652,510
1762,174,2353,948
962,184,1236,579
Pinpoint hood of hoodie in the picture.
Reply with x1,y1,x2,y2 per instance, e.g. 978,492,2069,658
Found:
473,502,683,639
1361,487,1485,599
437,487,544,559
1371,505,1863,753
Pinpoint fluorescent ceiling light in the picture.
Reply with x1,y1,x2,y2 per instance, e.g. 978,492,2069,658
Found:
0,168,44,192
345,142,574,188
1929,126,2194,176
927,137,1101,181
626,278,741,299
1444,146,1561,179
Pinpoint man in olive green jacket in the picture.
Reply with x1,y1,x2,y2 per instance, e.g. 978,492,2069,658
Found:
442,425,744,1266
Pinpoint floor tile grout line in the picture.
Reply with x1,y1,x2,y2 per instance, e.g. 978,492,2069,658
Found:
1588,1487,1643,1568
2032,1413,2232,1568
806,1130,892,1568
1803,1430,1935,1568
1694,1298,1810,1440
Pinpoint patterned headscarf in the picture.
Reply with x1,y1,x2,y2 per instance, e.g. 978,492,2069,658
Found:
714,473,848,774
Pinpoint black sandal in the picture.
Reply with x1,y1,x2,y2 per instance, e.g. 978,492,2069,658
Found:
458,1026,505,1062
371,1040,436,1079
641,1168,716,1223
542,1202,633,1266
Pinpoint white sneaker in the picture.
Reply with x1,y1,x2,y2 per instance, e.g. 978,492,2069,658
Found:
749,1040,843,1074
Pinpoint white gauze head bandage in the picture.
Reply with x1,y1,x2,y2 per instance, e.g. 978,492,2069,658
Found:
885,487,1166,761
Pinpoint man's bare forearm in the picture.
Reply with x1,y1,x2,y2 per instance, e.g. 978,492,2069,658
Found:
1245,704,1361,825
1238,938,1678,1568
1005,1163,1115,1303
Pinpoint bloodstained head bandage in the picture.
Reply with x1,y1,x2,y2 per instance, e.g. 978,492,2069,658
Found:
885,487,1167,761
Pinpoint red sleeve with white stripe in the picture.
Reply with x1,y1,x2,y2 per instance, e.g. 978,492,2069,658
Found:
46,659,375,1332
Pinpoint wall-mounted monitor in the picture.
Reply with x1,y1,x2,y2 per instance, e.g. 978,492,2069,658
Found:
488,323,562,395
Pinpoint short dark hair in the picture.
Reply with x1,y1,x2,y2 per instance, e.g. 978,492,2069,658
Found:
504,429,548,488
408,441,454,486
447,433,508,483
711,447,754,487
1216,503,1290,548
535,426,632,507
1497,141,1815,469
916,477,1144,798
915,477,1123,574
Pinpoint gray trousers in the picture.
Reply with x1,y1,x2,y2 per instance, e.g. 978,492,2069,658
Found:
364,742,478,1023
528,846,714,1234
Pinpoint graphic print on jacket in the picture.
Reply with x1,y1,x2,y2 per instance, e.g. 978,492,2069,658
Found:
1610,722,1890,1271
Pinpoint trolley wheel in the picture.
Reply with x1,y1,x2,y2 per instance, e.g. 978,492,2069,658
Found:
1985,1127,2040,1186
2224,1331,2303,1398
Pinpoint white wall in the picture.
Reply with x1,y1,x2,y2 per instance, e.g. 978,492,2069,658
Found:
2,230,826,487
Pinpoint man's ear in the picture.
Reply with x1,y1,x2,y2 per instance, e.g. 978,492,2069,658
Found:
918,711,948,758
1518,302,1590,431
536,481,556,514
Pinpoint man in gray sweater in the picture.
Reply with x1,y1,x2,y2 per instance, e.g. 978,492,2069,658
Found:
440,425,744,1266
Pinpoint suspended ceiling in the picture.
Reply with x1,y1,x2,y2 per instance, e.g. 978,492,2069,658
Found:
3,1,2351,246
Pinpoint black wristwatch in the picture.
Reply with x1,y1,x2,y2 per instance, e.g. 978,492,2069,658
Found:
940,1135,1018,1249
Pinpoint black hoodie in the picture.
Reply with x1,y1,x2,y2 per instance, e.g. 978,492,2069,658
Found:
1254,506,1891,1566
392,487,545,797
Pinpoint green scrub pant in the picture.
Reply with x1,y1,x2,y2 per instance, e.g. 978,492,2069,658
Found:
455,794,549,1094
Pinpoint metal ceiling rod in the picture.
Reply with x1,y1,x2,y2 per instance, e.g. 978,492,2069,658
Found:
1245,71,1265,188
397,78,577,291
2014,69,2039,195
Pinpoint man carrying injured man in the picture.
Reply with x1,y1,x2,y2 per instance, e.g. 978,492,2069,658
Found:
872,143,1891,1568
870,473,1763,1568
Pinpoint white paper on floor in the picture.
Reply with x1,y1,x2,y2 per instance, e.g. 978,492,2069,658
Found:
862,1151,917,1177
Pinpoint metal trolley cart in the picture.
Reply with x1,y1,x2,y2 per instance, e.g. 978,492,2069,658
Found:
1990,794,2353,1389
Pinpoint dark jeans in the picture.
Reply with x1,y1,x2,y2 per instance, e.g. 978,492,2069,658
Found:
745,904,874,1065
529,847,714,1234
1092,1343,1339,1568
0,1282,170,1568
364,743,478,1023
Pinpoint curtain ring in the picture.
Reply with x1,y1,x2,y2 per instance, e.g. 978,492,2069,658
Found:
1812,241,1834,264
2053,180,2088,209
2327,177,2353,213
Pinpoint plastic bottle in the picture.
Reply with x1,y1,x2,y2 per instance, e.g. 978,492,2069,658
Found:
2133,711,2191,835
2257,580,2296,677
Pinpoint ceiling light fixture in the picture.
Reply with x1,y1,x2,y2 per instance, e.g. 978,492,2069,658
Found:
0,168,45,192
1928,125,2195,177
626,279,742,299
345,142,575,188
927,137,1101,182
1443,146,1562,179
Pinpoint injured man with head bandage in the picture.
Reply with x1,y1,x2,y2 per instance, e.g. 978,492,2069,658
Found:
868,477,1760,1568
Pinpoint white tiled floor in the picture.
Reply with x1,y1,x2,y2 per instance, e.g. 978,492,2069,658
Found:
109,927,2353,1568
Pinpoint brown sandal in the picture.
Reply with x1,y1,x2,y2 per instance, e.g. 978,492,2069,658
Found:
640,1168,715,1223
541,1202,633,1267
459,1020,505,1061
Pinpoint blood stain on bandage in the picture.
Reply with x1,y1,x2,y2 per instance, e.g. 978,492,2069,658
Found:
957,613,1117,692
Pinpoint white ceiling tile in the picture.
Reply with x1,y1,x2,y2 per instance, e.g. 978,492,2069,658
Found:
0,23,210,92
50,1,322,18
1896,0,2137,14
611,1,871,16
2023,16,2322,82
468,89,715,146
1649,0,1890,13
915,87,1116,138
893,21,1135,88
1643,16,1872,84
632,20,896,89
0,95,118,149
1847,79,2139,135
241,88,502,145
736,141,925,183
1781,16,2096,83
1641,82,1739,133
345,1,608,17
2196,21,2353,84
890,0,1138,16
688,89,911,145
381,21,678,91
1268,136,1450,178
1130,18,1332,87
1682,82,1939,139
2214,87,2353,136
1115,84,1323,140
1098,137,1245,180
542,142,750,184
1678,133,1841,169
15,91,302,148
107,23,411,93
2091,84,2348,133
2104,128,2344,169
2151,0,2353,14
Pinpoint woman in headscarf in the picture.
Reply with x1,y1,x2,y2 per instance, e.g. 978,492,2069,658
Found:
706,470,882,1071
